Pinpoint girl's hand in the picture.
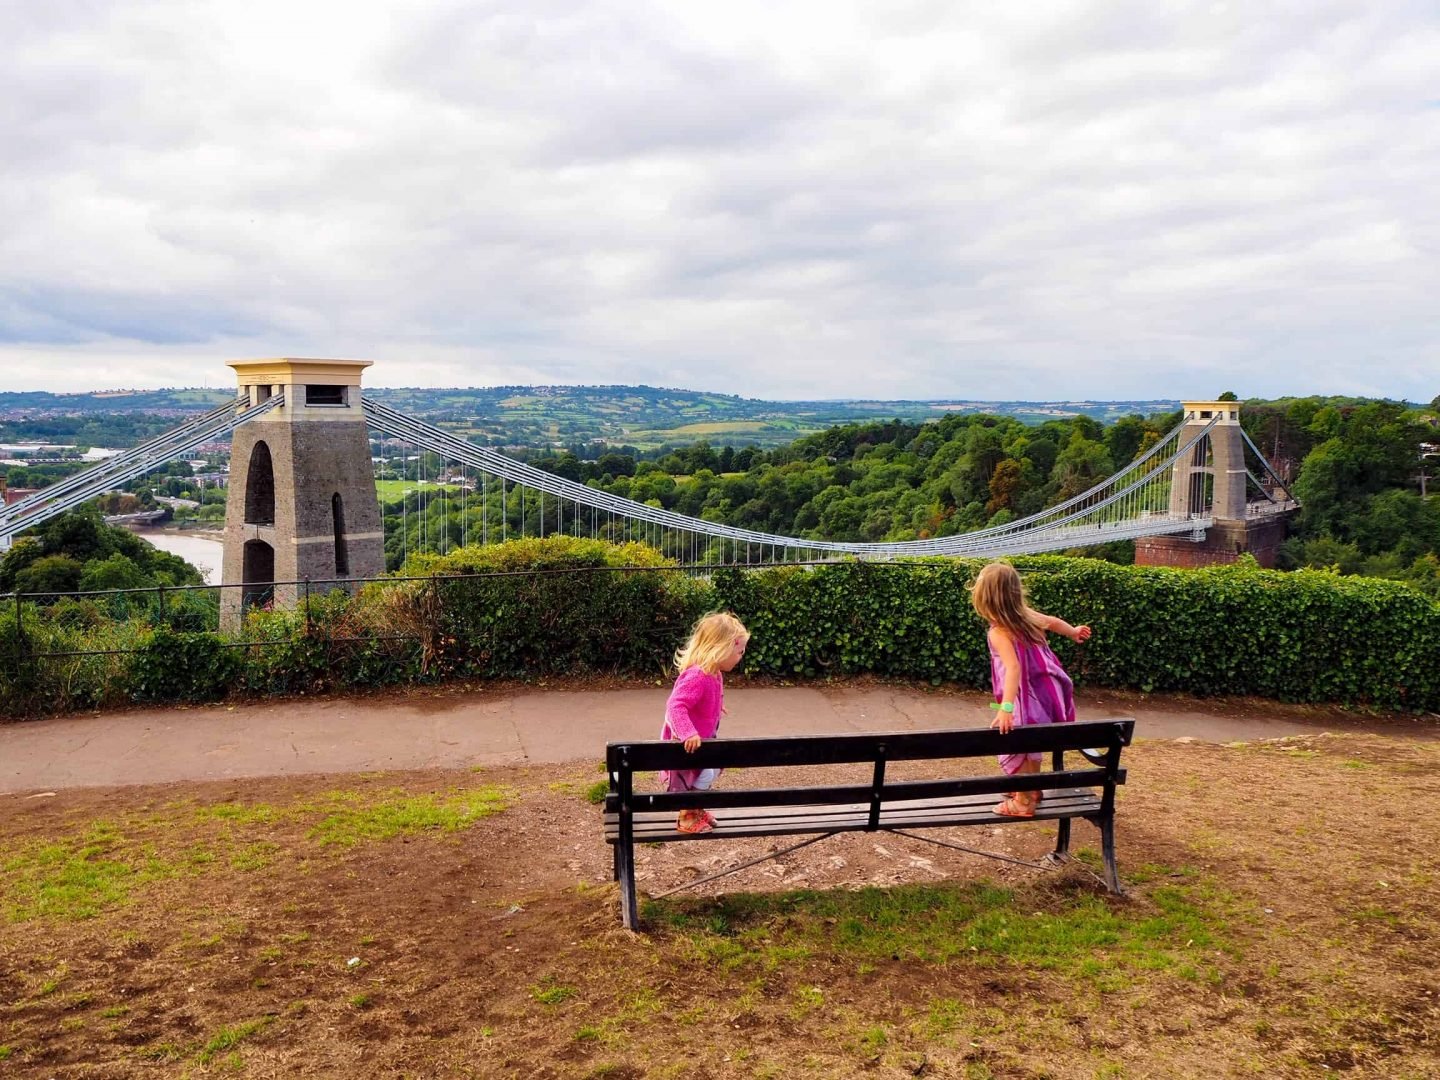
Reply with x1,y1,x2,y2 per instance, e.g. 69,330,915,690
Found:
1072,625,1092,643
683,735,702,752
990,709,1014,735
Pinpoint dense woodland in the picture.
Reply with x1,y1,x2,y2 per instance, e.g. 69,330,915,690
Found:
377,395,1440,595
0,510,203,595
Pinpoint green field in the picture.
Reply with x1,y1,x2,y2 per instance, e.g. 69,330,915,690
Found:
372,480,466,501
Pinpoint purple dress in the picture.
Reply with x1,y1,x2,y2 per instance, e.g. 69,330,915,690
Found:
988,631,1076,775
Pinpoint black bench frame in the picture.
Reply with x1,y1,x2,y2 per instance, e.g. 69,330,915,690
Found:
603,718,1133,929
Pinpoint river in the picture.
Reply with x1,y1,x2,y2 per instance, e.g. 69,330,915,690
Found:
131,529,224,585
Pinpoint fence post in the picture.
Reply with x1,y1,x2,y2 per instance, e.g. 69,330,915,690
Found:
157,583,167,628
429,573,439,670
303,578,311,637
12,591,23,671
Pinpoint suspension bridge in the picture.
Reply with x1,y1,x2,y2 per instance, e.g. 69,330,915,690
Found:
0,360,1296,578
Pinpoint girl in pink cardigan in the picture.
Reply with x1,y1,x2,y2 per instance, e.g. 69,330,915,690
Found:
660,611,750,833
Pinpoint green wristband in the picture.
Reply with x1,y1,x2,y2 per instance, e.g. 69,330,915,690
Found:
989,701,1015,713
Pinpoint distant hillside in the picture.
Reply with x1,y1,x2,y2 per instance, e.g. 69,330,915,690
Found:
0,385,1182,451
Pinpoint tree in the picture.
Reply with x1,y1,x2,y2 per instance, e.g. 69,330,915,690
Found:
1050,438,1114,501
14,554,85,596
1103,415,1148,467
1217,390,1239,402
985,459,1025,516
79,553,149,592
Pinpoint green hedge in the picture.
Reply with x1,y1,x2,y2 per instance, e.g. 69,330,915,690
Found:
403,536,710,679
1,541,1437,718
712,555,1439,711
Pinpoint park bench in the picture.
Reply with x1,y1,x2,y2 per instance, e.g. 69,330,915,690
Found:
602,718,1133,929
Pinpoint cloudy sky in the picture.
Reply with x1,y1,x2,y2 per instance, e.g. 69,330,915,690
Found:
2,1,1436,401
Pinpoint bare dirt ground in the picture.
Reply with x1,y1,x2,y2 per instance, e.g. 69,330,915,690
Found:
2,732,1438,1079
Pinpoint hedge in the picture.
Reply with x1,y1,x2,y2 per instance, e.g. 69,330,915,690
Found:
1,540,1437,719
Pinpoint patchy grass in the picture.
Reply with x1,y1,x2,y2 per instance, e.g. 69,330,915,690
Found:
1,737,1436,1077
649,875,1239,987
1,784,512,923
196,1016,274,1064
303,787,511,846
2,825,174,922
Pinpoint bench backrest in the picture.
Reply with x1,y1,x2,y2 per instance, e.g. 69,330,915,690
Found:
605,718,1133,818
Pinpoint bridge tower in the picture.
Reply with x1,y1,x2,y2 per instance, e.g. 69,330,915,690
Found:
219,359,383,630
1134,399,1288,568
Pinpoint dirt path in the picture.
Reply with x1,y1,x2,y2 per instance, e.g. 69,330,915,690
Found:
3,680,1432,794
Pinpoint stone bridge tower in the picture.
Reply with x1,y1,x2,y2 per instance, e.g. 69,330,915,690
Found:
220,359,383,630
1135,399,1290,568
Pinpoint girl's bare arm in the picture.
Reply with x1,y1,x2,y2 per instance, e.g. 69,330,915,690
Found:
988,627,1022,733
1024,606,1092,643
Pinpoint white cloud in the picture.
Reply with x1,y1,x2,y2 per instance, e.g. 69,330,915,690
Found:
0,0,1435,401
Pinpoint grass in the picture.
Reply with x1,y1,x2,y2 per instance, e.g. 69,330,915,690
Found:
373,479,466,501
304,787,511,846
197,1017,274,1064
532,982,576,1005
649,877,1240,984
1,786,512,923
2,825,174,922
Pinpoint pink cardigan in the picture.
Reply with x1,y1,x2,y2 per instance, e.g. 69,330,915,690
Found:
660,666,724,793
661,665,724,742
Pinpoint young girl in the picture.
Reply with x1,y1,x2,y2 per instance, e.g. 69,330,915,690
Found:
970,562,1091,818
659,611,749,834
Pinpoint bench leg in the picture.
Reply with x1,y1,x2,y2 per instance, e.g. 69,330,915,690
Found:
1053,818,1072,861
612,842,621,883
1100,814,1122,895
616,835,640,930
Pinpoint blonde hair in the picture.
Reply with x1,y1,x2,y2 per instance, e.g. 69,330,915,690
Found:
970,562,1043,644
674,611,749,675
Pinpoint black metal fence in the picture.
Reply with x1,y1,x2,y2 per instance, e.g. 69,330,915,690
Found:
0,560,740,717
1,563,715,657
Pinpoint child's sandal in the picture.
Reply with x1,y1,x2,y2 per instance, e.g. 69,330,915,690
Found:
994,795,1036,819
676,812,714,834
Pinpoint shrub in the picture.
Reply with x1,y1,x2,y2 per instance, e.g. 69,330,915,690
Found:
399,536,708,678
3,542,1438,717
130,628,240,704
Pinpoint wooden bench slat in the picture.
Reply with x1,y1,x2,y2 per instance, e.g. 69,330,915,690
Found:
604,788,1103,841
608,719,1132,772
605,767,1121,814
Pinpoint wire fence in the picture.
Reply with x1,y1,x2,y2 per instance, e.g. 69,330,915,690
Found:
0,559,835,719
1,560,773,658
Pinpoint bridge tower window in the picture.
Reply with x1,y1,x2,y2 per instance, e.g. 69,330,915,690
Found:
243,441,275,525
332,492,349,576
306,385,346,406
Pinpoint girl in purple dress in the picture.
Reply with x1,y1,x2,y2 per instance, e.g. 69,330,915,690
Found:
659,612,750,833
970,562,1091,818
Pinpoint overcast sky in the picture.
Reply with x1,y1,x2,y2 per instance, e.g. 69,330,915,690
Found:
2,1,1436,402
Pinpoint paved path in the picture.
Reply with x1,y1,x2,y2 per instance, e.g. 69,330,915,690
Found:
2,685,1429,794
